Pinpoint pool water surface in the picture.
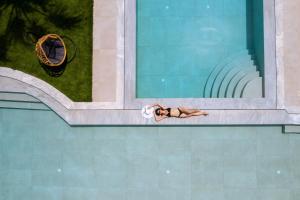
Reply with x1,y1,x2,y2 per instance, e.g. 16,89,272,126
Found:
136,0,264,98
0,108,299,200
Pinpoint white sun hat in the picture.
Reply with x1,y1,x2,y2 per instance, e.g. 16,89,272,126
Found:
141,105,154,119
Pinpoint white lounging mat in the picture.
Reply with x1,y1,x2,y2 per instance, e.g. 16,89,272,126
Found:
141,105,154,119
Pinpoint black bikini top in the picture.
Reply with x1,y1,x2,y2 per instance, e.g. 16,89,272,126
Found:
166,108,171,117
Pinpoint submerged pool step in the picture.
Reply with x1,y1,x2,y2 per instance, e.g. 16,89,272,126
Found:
203,50,250,97
203,50,263,98
241,77,263,98
0,92,50,110
226,69,259,98
233,71,260,98
211,56,253,97
0,92,40,102
283,125,300,134
0,101,50,110
209,54,254,97
218,66,256,97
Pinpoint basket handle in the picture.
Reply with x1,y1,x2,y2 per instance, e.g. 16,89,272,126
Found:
61,35,77,64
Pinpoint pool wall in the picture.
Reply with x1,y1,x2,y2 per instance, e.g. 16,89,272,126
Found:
253,0,265,77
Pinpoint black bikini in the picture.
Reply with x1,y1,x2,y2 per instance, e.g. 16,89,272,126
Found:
165,108,183,117
166,108,171,117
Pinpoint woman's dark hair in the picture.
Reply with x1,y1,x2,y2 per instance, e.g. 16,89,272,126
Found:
155,108,161,116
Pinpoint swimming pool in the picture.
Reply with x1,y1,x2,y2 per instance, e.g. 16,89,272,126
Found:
136,0,264,98
1,108,300,199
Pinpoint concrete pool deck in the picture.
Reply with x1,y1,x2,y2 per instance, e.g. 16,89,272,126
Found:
1,0,300,125
0,67,300,125
92,0,124,107
281,0,300,114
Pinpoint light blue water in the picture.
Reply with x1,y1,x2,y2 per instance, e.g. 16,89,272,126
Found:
136,0,264,98
1,108,300,200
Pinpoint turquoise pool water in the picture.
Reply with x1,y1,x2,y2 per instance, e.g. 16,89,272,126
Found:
1,108,300,199
136,0,264,98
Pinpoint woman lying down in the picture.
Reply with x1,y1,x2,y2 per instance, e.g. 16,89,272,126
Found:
152,104,208,122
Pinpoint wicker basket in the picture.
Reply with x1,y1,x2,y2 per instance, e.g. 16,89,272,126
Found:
35,34,67,67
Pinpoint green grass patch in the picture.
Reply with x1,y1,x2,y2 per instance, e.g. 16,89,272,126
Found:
0,0,93,102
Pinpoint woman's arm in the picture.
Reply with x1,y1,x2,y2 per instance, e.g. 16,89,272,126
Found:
152,103,165,109
155,115,167,122
154,113,160,121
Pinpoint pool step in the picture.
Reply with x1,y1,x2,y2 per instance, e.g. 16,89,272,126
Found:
226,71,248,98
233,72,260,98
283,125,300,134
241,77,263,98
210,55,253,97
204,50,263,98
203,50,250,97
0,92,40,102
0,92,50,110
219,67,256,97
0,101,50,110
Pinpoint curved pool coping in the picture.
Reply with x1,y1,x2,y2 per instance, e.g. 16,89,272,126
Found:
0,67,123,110
0,67,300,125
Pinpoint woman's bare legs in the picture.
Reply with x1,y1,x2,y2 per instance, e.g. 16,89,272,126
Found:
178,107,208,115
192,111,209,116
178,107,208,118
